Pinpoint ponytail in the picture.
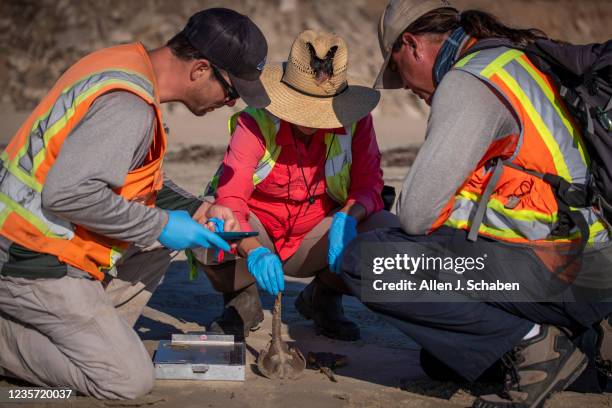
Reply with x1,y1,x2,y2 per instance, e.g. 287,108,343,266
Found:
393,7,547,50
460,10,546,46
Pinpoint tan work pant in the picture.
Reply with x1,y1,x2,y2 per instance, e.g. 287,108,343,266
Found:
199,210,400,294
0,245,173,399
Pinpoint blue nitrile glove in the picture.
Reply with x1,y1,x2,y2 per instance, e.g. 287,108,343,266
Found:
159,210,230,252
328,212,358,273
207,217,224,232
207,217,225,261
247,246,284,296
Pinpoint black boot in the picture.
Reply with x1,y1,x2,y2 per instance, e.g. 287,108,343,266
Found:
473,325,587,408
208,284,264,339
295,278,360,341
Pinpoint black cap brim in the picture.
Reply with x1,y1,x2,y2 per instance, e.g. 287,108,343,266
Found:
229,73,270,108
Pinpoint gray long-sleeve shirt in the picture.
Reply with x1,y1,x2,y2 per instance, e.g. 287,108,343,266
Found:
396,70,520,234
42,91,167,246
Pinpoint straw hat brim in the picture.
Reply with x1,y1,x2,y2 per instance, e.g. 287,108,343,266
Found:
259,63,380,129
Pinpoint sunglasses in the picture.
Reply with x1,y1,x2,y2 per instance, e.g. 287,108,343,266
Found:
211,65,240,101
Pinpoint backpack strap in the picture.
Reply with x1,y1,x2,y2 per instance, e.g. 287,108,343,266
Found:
468,158,505,242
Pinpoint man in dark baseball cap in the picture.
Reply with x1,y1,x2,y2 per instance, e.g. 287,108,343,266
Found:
164,7,270,112
179,8,270,108
0,7,269,400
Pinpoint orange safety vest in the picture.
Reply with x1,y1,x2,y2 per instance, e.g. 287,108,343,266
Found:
0,42,167,280
431,46,610,246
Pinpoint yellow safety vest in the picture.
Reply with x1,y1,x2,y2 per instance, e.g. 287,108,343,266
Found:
207,107,355,204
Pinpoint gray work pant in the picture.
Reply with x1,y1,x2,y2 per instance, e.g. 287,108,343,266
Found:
0,245,172,399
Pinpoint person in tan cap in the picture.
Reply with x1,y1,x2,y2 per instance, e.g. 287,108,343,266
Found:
337,1,612,407
195,30,399,341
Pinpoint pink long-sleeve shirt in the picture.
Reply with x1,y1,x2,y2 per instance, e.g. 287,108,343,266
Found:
215,111,384,260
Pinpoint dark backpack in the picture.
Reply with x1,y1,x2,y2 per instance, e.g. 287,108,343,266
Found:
465,38,612,246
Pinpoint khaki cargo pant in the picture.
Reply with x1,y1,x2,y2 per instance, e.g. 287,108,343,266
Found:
0,245,173,399
198,210,400,294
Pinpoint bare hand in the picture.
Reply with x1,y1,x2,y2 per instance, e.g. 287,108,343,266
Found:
192,202,239,250
192,202,239,232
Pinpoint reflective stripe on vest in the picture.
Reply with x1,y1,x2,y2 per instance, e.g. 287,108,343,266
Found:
210,108,355,204
0,43,166,279
443,47,609,244
323,126,354,203
229,107,282,185
0,166,73,239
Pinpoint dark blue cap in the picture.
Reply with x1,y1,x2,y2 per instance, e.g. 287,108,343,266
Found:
181,8,270,107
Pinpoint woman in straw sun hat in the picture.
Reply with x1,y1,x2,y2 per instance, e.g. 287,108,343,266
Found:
197,30,399,341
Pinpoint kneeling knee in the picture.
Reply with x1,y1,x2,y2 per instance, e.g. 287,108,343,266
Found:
117,358,155,399
127,370,154,399
88,355,155,399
